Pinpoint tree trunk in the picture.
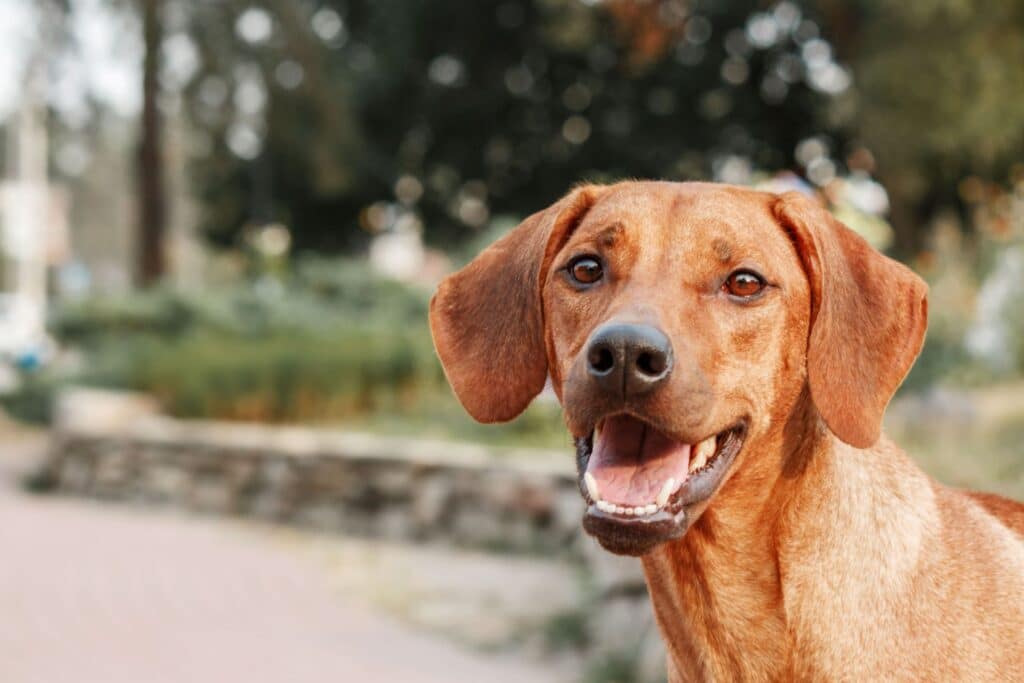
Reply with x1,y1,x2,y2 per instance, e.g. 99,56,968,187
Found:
136,0,166,286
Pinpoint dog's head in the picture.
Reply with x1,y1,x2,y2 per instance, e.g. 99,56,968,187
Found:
430,181,927,555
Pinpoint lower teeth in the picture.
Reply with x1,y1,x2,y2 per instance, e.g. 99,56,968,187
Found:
594,500,663,516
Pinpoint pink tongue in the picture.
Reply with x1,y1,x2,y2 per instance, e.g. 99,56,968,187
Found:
586,415,691,507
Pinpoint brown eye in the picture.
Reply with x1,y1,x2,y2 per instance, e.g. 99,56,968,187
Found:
569,256,603,285
724,270,765,298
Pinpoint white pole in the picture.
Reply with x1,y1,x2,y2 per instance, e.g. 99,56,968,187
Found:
11,56,49,333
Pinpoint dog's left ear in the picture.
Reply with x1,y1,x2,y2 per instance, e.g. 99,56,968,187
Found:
774,192,928,449
430,185,603,423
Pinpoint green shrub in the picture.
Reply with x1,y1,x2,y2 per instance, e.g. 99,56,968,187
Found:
1,371,65,424
51,259,432,343
4,260,567,445
125,325,439,422
52,290,197,346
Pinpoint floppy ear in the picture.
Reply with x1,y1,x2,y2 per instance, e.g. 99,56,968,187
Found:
774,192,928,448
430,185,603,423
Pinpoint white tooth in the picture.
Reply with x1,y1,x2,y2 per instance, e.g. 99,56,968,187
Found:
644,504,658,515
656,478,676,508
596,501,612,513
689,451,707,473
584,472,601,502
615,506,627,515
690,435,716,473
632,506,646,516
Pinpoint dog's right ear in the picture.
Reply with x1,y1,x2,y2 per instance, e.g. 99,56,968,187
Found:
430,185,603,423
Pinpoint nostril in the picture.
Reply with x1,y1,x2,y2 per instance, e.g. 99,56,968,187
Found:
588,346,615,374
636,350,667,377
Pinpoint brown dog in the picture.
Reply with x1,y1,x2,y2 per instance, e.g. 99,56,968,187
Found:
430,181,1024,680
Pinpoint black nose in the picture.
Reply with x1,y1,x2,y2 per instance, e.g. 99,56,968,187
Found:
585,323,673,398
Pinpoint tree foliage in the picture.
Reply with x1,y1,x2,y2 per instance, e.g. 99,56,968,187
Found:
809,0,1024,253
181,0,848,253
167,0,1024,256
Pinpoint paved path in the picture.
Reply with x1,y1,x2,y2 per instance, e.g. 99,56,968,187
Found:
0,434,567,683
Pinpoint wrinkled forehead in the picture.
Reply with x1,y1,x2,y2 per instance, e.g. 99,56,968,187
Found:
571,182,793,266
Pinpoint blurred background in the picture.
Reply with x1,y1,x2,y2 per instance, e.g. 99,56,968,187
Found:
0,0,1021,681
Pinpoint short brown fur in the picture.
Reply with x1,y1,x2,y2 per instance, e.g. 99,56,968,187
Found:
430,181,1024,680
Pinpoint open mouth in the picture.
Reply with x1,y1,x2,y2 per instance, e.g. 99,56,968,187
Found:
575,415,747,555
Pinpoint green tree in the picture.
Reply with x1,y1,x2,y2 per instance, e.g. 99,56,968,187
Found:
825,0,1024,255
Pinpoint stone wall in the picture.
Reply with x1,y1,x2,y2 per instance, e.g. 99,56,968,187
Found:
41,417,586,554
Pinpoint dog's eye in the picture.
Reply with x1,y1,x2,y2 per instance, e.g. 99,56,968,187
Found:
569,256,603,285
724,270,765,298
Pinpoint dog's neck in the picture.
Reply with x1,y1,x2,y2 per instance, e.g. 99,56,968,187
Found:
639,396,931,681
640,425,808,681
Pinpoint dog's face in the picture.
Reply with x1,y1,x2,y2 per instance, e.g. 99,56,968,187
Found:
431,181,927,555
545,184,813,553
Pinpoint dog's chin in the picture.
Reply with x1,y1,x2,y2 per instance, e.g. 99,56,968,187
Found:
574,414,747,556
